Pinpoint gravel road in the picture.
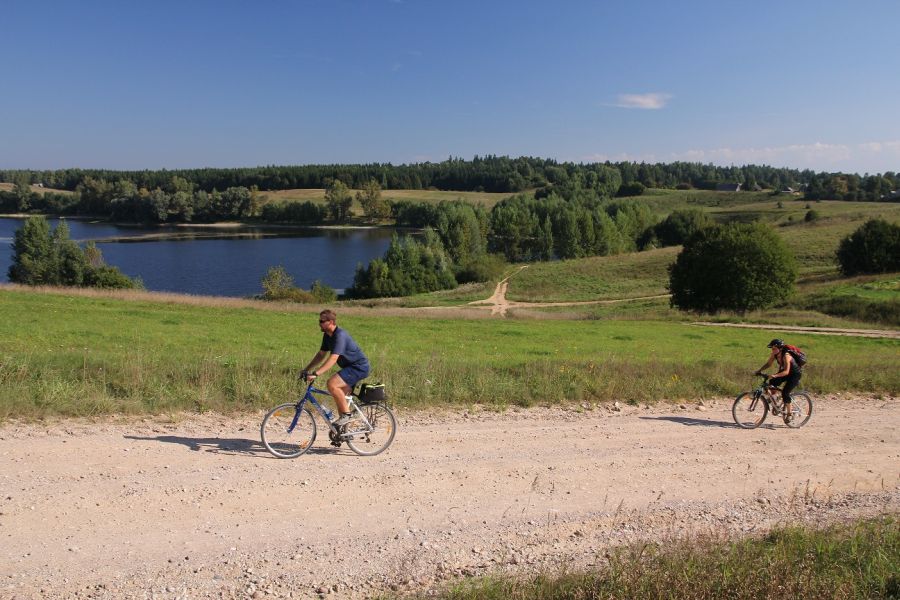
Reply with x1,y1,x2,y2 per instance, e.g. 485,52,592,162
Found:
1,395,898,599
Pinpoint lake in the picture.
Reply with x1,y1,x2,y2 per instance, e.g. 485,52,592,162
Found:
0,217,395,297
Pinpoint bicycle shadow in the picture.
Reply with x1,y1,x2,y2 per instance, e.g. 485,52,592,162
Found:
639,415,739,428
123,434,345,457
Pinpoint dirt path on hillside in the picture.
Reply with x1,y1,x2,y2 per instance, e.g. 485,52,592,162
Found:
1,396,897,599
465,266,670,317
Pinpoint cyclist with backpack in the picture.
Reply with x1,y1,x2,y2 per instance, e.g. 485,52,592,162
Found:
755,338,804,423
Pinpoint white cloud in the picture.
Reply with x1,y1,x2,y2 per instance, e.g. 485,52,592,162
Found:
614,93,672,110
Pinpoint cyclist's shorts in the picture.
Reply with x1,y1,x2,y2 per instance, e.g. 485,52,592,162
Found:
338,361,370,387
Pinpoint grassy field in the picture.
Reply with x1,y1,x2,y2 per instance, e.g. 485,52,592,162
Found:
1,287,897,420
0,182,73,195
412,516,899,600
261,187,514,210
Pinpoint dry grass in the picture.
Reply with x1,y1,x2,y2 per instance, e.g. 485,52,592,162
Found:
260,187,512,207
0,183,73,195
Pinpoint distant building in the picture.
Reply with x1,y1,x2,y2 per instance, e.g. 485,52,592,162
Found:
716,183,742,192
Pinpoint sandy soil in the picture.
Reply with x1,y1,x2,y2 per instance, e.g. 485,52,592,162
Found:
1,395,897,599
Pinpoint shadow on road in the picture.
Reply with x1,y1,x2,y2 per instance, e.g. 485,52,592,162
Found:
123,434,343,457
639,415,739,428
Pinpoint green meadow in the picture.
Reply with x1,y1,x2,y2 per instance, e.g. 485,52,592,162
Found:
1,287,897,420
1,189,898,420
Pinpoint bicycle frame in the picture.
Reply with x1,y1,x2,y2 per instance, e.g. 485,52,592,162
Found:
747,378,782,413
288,383,376,440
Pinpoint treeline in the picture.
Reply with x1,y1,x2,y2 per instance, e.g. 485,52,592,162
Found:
5,156,898,197
0,176,327,224
348,186,711,298
804,172,900,201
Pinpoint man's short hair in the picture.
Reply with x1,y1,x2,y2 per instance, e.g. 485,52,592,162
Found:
319,309,337,323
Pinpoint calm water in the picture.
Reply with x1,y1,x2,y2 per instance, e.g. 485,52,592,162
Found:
0,217,394,297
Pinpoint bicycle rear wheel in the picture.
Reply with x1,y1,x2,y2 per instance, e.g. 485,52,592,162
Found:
732,392,768,429
261,403,317,458
344,403,396,456
784,392,813,428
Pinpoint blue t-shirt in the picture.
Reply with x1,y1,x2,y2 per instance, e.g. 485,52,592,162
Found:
320,327,368,368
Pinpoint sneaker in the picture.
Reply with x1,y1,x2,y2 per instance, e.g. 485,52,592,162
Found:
332,414,353,427
783,410,794,424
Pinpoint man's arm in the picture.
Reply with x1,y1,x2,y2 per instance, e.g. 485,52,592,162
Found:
304,350,327,374
311,353,340,377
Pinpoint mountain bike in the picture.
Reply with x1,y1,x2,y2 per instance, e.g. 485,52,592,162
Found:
732,374,813,429
261,379,396,458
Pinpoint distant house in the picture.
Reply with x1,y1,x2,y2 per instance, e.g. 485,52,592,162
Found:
716,183,742,192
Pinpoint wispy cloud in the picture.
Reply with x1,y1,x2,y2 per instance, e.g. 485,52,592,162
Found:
614,93,672,110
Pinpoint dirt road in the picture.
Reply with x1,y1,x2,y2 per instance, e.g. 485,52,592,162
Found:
2,396,898,599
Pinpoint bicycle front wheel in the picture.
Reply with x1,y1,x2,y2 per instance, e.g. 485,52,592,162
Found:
785,392,813,428
732,392,768,429
345,403,397,457
261,403,317,458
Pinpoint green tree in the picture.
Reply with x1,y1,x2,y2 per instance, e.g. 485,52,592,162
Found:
13,174,32,212
8,216,56,284
669,222,797,314
356,179,390,221
654,209,713,247
836,219,900,275
8,216,138,289
325,179,353,223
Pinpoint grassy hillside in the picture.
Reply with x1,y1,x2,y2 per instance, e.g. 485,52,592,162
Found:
261,187,514,209
1,287,897,420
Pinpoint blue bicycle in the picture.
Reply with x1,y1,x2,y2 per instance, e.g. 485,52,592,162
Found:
260,378,396,458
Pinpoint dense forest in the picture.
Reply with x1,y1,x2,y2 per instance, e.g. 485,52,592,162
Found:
3,156,898,199
2,158,897,227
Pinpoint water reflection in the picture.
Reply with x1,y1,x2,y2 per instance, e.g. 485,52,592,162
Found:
0,217,395,297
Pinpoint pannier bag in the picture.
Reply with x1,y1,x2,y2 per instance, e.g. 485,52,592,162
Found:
359,383,387,404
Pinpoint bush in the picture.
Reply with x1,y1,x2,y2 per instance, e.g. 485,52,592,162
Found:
8,216,139,289
616,181,646,197
260,265,315,302
310,280,337,302
836,219,900,275
804,209,820,222
454,253,508,284
654,209,713,247
669,222,797,314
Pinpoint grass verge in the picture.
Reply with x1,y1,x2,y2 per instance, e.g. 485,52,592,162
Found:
416,516,899,600
1,288,898,420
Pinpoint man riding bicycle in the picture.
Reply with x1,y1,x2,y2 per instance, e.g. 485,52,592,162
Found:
755,338,802,424
301,309,370,427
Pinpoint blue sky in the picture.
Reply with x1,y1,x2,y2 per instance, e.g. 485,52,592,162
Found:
2,0,899,174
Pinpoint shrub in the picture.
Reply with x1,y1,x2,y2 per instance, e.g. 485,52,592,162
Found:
804,209,820,222
654,209,713,247
260,265,315,302
616,181,646,197
310,280,337,302
669,222,797,314
836,219,900,275
454,253,508,284
8,216,139,289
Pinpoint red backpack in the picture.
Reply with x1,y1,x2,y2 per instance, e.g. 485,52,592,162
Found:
782,344,807,367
